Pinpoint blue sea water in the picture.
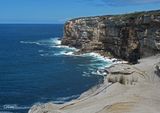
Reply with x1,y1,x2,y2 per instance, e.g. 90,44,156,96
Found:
0,24,112,113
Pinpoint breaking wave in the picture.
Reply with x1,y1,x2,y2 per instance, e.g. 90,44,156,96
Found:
20,37,117,77
20,38,78,57
20,37,61,46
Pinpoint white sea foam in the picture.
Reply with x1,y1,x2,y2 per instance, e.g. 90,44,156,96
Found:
50,38,61,45
21,37,121,77
84,52,128,76
54,95,80,104
82,72,91,77
20,38,62,46
33,95,80,105
52,44,79,56
85,53,112,67
40,53,50,57
61,51,74,56
2,104,30,110
52,50,115,76
76,52,117,77
52,45,78,51
20,38,76,57
82,52,114,63
91,69,108,76
54,51,75,56
20,41,41,45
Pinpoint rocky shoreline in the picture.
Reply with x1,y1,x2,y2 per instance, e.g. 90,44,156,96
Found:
29,54,160,113
62,10,160,64
28,10,160,113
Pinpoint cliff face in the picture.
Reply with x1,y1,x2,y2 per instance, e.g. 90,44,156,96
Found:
62,10,160,63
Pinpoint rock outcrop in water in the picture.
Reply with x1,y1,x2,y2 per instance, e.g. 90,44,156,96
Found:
62,10,160,63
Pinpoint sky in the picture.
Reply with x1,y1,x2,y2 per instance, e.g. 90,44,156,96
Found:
0,0,160,24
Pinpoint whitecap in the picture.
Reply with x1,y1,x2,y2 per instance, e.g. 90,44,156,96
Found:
20,41,41,45
82,72,91,77
20,38,62,46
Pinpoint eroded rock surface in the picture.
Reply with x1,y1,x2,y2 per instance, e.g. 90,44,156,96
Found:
62,10,160,63
29,55,160,113
106,64,144,85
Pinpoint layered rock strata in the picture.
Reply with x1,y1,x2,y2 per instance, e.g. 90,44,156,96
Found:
62,10,160,63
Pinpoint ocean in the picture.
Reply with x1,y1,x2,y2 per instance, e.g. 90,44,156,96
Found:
0,24,112,113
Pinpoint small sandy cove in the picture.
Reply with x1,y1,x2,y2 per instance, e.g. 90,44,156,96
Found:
29,54,160,113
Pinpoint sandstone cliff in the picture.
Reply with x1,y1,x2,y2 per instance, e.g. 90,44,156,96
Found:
62,10,160,63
